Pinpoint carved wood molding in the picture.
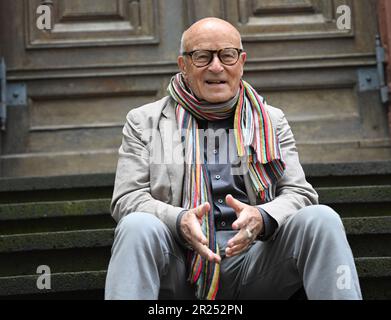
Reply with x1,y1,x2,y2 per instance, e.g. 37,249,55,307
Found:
6,51,374,81
225,0,354,41
184,0,226,27
25,0,159,49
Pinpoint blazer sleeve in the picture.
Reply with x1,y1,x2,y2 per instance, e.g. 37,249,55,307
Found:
110,109,184,240
257,109,319,239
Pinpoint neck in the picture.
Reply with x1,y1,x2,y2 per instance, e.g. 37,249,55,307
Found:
169,73,241,121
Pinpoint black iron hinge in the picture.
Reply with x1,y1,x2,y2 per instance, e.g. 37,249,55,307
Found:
0,57,27,131
357,35,389,104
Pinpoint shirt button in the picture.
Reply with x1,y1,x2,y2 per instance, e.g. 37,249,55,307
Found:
213,149,218,154
221,221,226,227
215,175,221,180
218,199,224,204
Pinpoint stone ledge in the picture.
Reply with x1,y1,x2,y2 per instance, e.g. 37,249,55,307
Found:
0,271,106,296
0,199,111,221
0,229,114,253
318,185,391,203
0,173,115,193
355,257,391,278
0,257,389,296
0,161,390,193
343,217,391,235
303,161,391,177
1,216,390,253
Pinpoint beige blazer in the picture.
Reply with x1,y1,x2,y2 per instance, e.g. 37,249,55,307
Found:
111,96,318,240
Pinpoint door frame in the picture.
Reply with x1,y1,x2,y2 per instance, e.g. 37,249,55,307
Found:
378,0,391,133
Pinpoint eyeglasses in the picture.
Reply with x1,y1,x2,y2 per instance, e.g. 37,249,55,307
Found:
182,48,243,68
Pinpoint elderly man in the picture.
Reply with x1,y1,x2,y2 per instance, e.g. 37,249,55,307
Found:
105,17,362,300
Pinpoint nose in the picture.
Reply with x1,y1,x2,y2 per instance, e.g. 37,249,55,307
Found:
207,54,224,73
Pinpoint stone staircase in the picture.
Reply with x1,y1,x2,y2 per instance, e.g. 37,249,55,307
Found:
0,162,390,299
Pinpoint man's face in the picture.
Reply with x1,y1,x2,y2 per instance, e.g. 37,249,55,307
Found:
178,25,246,104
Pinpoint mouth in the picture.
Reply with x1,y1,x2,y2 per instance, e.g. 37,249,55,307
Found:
205,80,227,85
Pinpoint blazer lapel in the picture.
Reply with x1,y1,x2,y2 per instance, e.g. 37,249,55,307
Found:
159,99,184,206
243,173,259,205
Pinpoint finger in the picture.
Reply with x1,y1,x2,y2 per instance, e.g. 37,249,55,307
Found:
195,202,210,220
225,194,245,214
225,236,250,256
227,228,251,248
190,219,208,245
231,211,249,230
225,243,248,257
193,241,221,263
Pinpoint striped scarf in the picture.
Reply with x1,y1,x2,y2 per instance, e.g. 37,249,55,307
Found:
168,73,285,300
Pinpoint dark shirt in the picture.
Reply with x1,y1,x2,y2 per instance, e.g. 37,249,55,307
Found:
176,115,278,241
198,115,249,231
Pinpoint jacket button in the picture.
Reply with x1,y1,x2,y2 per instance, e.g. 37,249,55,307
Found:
215,175,221,180
221,221,226,227
218,199,224,204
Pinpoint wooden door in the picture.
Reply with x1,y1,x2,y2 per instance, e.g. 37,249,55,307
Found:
219,0,391,163
0,0,390,177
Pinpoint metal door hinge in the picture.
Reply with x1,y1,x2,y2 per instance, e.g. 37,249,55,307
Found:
0,57,27,131
357,35,389,104
376,35,389,104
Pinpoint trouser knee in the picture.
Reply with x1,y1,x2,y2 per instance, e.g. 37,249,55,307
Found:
114,212,171,247
291,205,344,236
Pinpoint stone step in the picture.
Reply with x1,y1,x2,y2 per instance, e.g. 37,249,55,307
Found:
297,139,391,164
0,194,389,226
343,216,391,235
0,229,114,254
0,174,114,204
0,150,118,178
304,161,391,187
27,127,123,153
0,271,106,297
344,217,391,257
1,161,390,198
0,216,389,256
1,144,391,177
1,194,387,222
303,161,391,178
0,199,111,220
290,115,361,142
0,199,114,235
317,185,391,204
0,257,389,298
0,247,111,278
25,116,365,153
1,185,389,230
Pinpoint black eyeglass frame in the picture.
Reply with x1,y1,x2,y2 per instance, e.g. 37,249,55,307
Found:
182,48,244,67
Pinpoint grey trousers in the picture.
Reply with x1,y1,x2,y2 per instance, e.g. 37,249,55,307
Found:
105,205,362,300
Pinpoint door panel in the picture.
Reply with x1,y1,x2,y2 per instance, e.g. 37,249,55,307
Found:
231,0,351,39
26,0,158,48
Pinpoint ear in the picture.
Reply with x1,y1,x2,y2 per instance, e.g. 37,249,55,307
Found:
177,56,187,77
241,52,247,64
239,52,247,77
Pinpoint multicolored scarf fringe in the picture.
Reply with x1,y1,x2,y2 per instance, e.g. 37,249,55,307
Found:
168,73,285,300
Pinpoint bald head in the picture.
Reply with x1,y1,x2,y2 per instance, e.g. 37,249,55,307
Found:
180,17,243,53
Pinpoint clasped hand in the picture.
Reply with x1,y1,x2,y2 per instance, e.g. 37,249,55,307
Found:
179,194,264,262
